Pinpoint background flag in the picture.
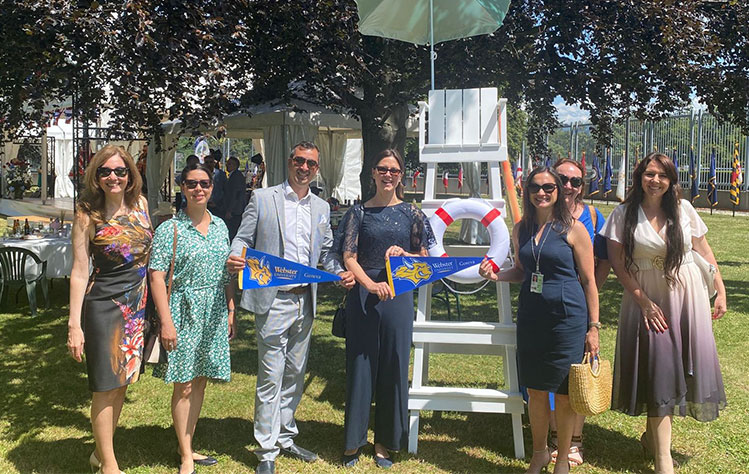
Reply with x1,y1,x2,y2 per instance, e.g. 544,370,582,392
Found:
545,156,552,168
412,169,421,189
672,146,679,170
580,151,586,175
457,166,464,191
442,170,449,192
707,149,718,208
602,149,612,197
689,147,700,203
238,247,340,290
386,256,485,297
515,160,523,187
589,154,600,196
616,150,626,201
730,142,742,206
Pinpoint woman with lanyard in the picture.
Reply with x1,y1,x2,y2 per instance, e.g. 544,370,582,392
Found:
479,166,600,474
544,158,611,466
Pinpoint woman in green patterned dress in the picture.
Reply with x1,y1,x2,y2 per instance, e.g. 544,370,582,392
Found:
149,164,236,474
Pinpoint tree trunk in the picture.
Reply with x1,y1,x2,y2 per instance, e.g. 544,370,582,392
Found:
359,102,409,200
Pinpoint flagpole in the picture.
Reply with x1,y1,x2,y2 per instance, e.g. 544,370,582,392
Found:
429,0,435,90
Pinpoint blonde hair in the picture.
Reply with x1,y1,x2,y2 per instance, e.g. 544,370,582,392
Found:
77,144,142,223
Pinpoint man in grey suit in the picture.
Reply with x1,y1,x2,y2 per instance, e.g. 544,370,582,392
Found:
227,141,354,474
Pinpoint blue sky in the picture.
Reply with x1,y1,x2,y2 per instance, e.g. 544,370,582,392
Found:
553,95,707,126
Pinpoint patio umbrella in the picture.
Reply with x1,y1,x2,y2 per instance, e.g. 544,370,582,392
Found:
354,0,511,89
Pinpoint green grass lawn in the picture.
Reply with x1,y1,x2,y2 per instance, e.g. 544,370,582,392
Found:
1,204,747,473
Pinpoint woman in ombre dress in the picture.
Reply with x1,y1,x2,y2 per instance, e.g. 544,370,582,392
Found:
601,153,726,474
67,145,152,474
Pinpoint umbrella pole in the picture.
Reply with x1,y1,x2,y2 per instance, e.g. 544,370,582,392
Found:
430,0,435,90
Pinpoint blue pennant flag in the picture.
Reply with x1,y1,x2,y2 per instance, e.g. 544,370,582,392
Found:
707,149,718,208
602,149,613,197
238,247,341,290
689,147,700,203
588,154,600,196
386,256,485,297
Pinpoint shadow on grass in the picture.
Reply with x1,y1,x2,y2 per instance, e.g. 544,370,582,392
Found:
5,416,258,473
0,282,93,441
723,278,749,310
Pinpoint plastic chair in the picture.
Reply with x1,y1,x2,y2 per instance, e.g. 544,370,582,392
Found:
0,247,49,316
431,280,462,321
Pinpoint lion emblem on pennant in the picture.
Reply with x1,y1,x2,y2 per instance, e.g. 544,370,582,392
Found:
246,256,272,286
394,259,432,286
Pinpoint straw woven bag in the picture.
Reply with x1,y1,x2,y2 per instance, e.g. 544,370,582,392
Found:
569,353,612,416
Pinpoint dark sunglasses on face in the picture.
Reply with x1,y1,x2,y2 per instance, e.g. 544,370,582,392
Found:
184,179,212,189
374,166,402,176
559,174,584,188
528,182,557,194
291,156,319,169
97,166,129,178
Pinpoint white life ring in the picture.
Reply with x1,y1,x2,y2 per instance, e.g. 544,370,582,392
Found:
428,198,511,284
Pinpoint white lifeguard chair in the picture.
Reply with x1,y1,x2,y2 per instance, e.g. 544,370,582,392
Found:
409,88,525,459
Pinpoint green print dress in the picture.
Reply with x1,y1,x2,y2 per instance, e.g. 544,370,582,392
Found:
83,199,152,392
150,211,232,383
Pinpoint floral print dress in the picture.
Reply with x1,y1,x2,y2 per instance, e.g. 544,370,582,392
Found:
150,211,231,383
83,199,152,392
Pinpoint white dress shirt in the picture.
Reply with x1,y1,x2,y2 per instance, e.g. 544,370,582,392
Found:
280,181,312,290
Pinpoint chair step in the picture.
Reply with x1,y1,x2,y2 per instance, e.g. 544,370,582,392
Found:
413,321,516,346
409,386,525,414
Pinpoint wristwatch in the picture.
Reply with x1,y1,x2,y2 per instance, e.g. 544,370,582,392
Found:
589,321,602,330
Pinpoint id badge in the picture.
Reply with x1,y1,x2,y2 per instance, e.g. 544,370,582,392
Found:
530,272,544,293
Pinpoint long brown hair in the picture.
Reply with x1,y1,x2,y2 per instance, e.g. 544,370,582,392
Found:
520,167,573,236
553,158,586,205
372,149,405,199
77,144,142,223
622,153,684,286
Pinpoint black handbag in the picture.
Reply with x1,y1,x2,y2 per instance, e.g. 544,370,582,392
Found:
331,292,347,338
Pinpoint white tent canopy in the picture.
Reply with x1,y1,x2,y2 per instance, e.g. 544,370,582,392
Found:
151,99,364,214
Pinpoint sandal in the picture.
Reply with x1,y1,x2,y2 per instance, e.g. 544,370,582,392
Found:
548,430,559,462
550,433,583,466
568,435,584,466
526,448,551,474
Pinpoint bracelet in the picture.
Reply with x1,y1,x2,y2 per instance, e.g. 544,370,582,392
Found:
589,321,602,330
228,309,235,314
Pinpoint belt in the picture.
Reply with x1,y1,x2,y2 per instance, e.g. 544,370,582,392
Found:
279,285,310,295
634,252,693,271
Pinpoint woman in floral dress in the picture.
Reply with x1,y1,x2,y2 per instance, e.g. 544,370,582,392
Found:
67,145,152,474
150,163,236,474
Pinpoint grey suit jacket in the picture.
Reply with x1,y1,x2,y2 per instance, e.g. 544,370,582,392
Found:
230,183,344,315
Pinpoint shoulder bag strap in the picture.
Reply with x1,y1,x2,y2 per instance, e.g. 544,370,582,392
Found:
588,205,598,230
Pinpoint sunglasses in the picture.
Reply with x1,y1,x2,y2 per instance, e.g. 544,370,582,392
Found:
528,183,557,194
374,166,402,176
291,156,319,169
559,174,584,188
184,179,212,189
97,166,129,178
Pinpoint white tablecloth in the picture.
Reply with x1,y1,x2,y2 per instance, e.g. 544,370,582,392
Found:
0,236,73,278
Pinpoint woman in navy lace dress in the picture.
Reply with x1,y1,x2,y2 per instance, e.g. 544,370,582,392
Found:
335,149,435,469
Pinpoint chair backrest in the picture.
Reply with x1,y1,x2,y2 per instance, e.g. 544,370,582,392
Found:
418,87,507,163
0,247,43,283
